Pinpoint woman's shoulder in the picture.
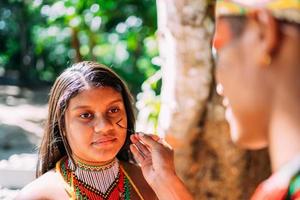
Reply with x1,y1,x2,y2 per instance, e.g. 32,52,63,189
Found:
121,161,158,200
16,170,69,200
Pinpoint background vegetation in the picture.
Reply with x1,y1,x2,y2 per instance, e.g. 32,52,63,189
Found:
0,0,160,95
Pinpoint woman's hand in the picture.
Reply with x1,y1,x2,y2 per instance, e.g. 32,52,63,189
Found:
130,133,194,200
130,133,176,186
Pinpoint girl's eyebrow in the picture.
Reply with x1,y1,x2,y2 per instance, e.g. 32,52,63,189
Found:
71,99,123,111
71,105,90,111
107,99,123,105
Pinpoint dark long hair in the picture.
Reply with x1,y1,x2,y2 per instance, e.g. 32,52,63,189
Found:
36,61,135,177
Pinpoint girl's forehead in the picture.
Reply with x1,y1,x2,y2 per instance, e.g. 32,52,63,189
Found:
68,87,123,108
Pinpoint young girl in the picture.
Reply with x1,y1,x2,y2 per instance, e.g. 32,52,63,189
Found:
17,61,157,200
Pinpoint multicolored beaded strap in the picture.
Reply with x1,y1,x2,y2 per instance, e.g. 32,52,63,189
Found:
121,165,145,200
287,171,300,199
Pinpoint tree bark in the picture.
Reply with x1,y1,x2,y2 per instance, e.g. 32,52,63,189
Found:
156,0,271,199
71,28,82,62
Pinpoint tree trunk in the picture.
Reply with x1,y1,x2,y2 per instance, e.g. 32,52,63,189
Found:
71,28,82,62
156,0,271,199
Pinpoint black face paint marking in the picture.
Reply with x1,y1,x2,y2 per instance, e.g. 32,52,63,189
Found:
115,118,135,133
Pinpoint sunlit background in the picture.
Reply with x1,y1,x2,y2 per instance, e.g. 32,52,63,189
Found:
0,0,161,198
0,1,275,199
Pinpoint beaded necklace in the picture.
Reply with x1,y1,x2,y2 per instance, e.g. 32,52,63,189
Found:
69,158,120,195
56,157,135,200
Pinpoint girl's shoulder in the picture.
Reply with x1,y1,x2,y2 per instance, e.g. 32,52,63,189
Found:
121,161,158,200
16,170,70,200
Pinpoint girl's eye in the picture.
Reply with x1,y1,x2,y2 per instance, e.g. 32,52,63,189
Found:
108,107,120,114
79,113,93,119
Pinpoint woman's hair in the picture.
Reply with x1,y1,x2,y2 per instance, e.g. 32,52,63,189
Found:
222,16,247,38
36,61,135,177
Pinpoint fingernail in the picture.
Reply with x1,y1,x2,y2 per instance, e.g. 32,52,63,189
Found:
138,132,145,137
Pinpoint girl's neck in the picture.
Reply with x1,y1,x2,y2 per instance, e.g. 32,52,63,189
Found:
72,154,116,167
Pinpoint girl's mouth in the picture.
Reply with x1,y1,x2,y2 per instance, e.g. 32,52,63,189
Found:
92,138,117,146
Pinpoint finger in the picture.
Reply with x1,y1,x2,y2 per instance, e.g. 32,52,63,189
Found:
135,141,151,157
135,132,160,142
138,133,173,150
158,138,173,149
130,144,145,163
138,133,162,149
130,134,139,144
132,134,150,151
149,134,160,141
140,133,172,148
133,133,149,149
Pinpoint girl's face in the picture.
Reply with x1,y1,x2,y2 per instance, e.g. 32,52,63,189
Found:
64,86,127,164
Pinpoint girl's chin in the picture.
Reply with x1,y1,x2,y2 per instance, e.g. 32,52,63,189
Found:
89,150,120,163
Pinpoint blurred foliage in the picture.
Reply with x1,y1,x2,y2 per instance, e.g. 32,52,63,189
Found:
0,0,160,95
136,69,161,133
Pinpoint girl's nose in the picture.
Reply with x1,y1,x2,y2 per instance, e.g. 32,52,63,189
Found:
94,116,113,133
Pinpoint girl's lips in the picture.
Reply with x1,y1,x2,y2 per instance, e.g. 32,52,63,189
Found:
92,138,117,145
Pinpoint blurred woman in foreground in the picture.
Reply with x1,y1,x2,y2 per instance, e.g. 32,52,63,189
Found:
130,0,300,199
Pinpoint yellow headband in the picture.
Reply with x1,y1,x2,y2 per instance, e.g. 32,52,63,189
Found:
216,0,300,24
